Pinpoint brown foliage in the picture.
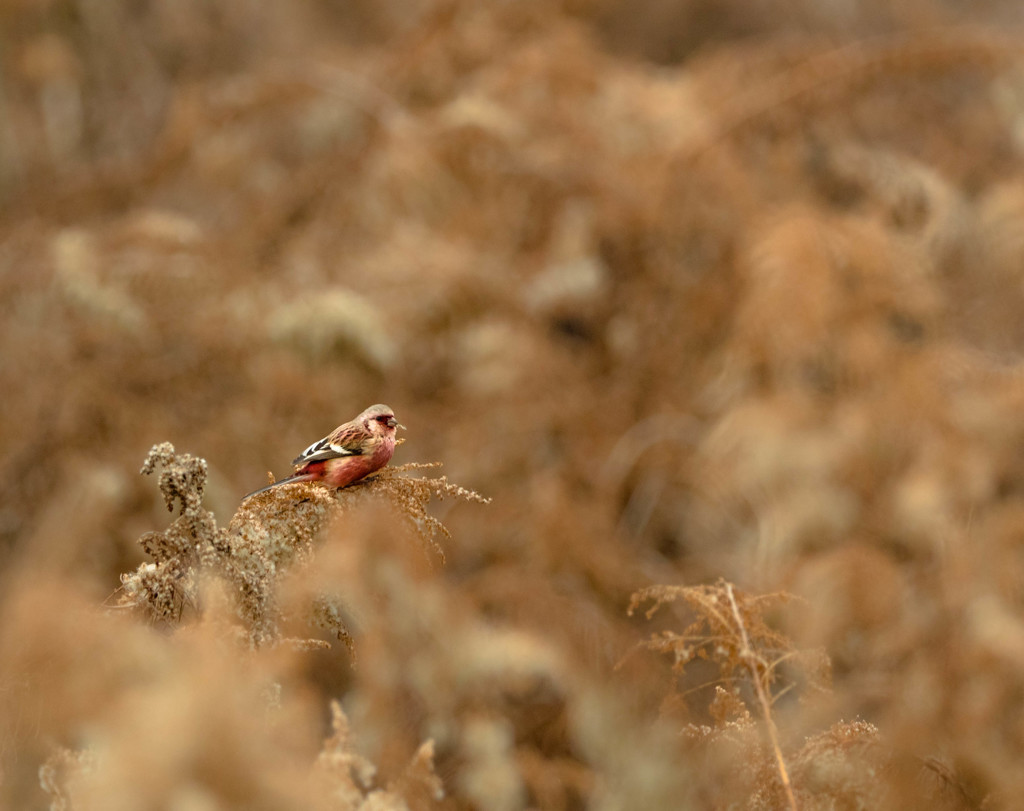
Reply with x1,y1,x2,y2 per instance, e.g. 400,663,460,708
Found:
122,444,486,649
4,1,1024,808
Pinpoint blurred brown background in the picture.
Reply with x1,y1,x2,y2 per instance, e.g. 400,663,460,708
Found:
4,1,1024,808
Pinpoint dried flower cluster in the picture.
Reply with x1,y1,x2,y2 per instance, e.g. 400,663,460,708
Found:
121,444,488,648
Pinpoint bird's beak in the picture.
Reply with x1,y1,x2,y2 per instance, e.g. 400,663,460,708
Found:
388,418,403,429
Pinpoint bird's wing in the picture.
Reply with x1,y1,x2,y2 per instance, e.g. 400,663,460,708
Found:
292,432,364,466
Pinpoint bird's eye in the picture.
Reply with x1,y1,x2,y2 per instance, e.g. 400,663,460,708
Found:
376,415,391,423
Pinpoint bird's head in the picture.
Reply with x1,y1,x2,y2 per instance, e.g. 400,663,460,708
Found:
361,403,403,436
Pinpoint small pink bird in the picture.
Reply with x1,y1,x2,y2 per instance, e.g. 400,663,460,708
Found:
244,404,403,499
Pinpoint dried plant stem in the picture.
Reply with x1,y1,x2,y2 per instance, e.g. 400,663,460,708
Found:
725,582,798,811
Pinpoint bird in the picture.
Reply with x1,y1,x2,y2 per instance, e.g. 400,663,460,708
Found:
244,404,403,499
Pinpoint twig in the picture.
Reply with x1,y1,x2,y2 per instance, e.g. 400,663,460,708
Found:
725,583,798,811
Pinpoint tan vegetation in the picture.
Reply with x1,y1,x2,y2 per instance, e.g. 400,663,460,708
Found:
3,1,1024,808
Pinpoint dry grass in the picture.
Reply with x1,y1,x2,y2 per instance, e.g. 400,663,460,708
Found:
3,1,1024,808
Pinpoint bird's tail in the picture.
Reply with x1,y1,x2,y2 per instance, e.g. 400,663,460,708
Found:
242,473,311,500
